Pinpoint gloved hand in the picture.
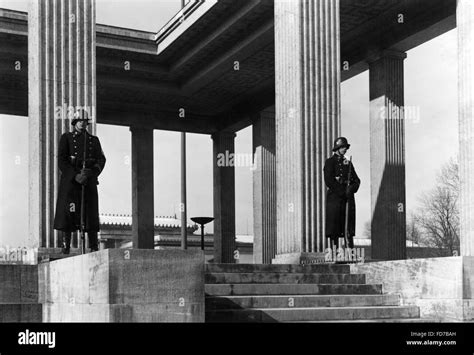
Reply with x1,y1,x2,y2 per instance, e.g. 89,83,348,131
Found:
81,168,94,178
75,173,87,185
347,182,359,195
345,188,353,198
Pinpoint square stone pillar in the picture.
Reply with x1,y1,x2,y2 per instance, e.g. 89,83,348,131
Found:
28,0,97,248
212,132,236,264
458,0,474,256
368,50,407,261
274,0,341,263
252,108,276,264
130,126,154,249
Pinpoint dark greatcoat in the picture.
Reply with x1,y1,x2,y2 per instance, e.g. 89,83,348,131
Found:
53,129,106,232
324,153,360,240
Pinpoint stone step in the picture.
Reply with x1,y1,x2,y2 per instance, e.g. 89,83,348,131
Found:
205,272,366,284
0,303,43,322
206,263,350,274
206,305,420,322
205,283,383,296
206,294,400,310
290,318,440,323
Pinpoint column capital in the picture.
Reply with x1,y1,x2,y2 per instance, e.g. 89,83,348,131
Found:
251,107,275,123
211,131,236,141
367,49,407,64
129,125,154,133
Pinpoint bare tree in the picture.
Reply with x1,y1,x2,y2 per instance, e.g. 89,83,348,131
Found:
414,158,459,256
406,212,422,245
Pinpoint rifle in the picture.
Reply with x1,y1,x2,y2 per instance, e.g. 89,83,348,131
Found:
344,156,352,248
80,130,87,254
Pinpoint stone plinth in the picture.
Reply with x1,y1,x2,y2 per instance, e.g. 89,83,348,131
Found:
272,252,326,265
351,256,474,321
39,249,205,322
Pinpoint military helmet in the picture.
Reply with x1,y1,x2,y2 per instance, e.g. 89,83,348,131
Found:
71,110,91,126
332,137,350,152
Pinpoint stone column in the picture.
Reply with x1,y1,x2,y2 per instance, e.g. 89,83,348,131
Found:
130,126,154,249
368,50,407,261
212,131,236,264
28,0,97,248
252,108,276,264
274,0,341,263
458,0,474,256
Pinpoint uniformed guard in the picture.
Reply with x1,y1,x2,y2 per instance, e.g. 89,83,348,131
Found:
53,111,106,254
323,137,360,249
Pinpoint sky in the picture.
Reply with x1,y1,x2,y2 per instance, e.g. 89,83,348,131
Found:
0,0,459,247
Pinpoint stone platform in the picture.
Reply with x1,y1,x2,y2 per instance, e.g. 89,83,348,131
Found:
350,256,474,321
39,249,205,322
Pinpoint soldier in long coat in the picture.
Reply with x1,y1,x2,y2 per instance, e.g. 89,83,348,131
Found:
53,115,106,253
324,137,360,249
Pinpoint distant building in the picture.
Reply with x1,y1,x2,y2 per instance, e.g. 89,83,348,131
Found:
98,216,447,262
99,214,199,249
99,214,253,262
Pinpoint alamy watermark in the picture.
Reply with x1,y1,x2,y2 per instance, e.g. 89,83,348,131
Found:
54,104,95,121
18,329,55,349
378,105,421,123
324,247,365,263
216,150,256,170
0,246,37,265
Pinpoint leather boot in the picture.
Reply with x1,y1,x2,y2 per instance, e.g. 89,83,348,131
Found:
62,232,71,254
347,235,354,249
88,231,99,252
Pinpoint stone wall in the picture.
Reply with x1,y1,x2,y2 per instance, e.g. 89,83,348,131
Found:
360,246,451,261
39,249,205,322
0,265,42,322
351,256,474,321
